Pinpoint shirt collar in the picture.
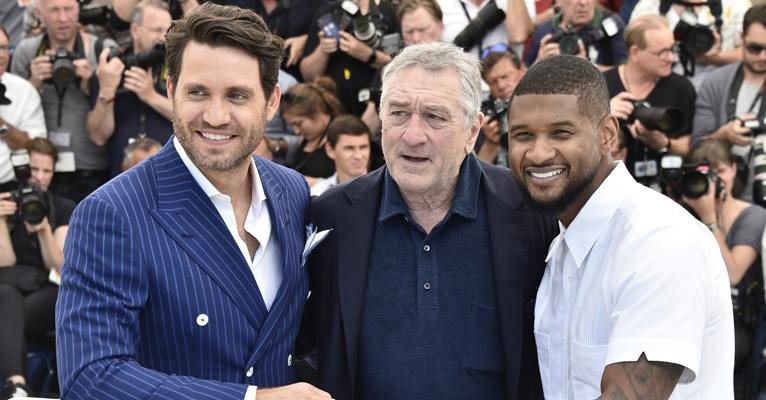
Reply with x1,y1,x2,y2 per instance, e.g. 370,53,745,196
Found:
173,137,267,204
378,154,481,222
560,161,631,268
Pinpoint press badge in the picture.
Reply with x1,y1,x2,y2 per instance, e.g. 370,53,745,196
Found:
55,151,76,172
49,130,71,148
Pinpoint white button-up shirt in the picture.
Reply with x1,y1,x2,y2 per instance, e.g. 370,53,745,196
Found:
535,162,734,399
174,138,282,310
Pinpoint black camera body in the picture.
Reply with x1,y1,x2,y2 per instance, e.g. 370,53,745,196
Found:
481,98,509,123
108,43,166,70
679,161,723,199
50,47,78,87
1,151,48,225
337,0,389,50
674,12,716,55
627,100,685,136
549,30,581,55
452,0,506,51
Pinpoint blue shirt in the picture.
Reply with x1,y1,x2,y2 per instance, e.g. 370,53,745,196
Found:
358,154,505,399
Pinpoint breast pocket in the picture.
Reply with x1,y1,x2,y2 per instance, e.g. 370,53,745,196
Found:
571,341,608,399
462,301,505,372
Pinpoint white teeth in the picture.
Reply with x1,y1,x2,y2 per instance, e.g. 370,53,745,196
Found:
530,168,564,179
200,132,232,141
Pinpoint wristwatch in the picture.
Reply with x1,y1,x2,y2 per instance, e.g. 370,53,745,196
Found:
366,50,378,65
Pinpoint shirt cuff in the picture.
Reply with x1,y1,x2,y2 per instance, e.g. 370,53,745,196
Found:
244,385,257,400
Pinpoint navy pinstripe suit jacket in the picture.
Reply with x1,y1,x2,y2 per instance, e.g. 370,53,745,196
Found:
55,140,311,399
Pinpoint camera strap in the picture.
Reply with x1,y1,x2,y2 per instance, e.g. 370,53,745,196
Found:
37,33,86,128
459,0,495,52
726,63,766,121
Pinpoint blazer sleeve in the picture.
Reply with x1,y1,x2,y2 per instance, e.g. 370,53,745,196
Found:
55,196,249,400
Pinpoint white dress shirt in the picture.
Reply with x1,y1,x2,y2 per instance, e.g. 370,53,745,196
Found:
0,72,47,183
310,173,338,196
535,162,734,399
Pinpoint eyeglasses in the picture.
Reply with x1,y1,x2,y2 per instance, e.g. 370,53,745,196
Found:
745,42,766,55
642,44,677,59
480,42,512,61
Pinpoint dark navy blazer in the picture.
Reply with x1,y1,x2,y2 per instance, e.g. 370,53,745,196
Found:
302,159,557,400
56,139,311,399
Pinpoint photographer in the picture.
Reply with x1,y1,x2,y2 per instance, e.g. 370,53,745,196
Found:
300,0,398,116
682,139,766,399
11,0,116,203
693,4,766,202
0,26,46,185
86,0,172,178
0,138,74,398
606,15,695,187
526,0,627,70
475,47,525,166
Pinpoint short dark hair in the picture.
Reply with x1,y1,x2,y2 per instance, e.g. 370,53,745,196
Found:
25,138,59,164
325,114,371,148
512,55,609,123
481,50,522,80
164,2,283,96
744,4,766,36
396,0,443,25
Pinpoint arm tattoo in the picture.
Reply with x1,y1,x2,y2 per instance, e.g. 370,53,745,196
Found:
598,352,684,400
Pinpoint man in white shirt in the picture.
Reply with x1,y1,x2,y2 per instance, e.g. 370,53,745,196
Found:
0,25,46,184
310,114,370,196
507,54,734,399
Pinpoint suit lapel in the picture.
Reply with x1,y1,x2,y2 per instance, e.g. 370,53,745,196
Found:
149,143,268,331
484,168,531,397
335,169,383,392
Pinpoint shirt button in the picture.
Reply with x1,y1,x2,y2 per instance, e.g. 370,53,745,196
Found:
246,366,254,377
423,244,431,252
423,282,431,290
196,313,209,327
287,354,293,366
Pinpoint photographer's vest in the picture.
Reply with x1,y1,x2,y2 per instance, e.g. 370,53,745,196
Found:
34,34,86,128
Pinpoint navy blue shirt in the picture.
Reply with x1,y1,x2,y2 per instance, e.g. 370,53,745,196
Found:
357,155,505,399
525,8,626,67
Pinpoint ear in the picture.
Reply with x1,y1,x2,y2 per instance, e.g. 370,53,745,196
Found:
325,142,336,160
165,77,174,100
465,112,484,155
266,84,281,122
130,22,140,41
600,115,619,155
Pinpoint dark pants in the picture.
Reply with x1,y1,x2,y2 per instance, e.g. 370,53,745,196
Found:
0,282,57,378
50,169,109,204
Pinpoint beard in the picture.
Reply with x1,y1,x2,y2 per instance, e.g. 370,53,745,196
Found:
514,157,600,216
744,58,766,75
172,115,263,173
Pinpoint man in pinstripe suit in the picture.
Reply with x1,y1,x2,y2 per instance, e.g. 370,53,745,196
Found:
55,3,331,399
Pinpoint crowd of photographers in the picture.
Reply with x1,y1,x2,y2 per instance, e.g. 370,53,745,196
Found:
1,0,766,397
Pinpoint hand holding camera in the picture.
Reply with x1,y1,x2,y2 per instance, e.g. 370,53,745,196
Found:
318,31,340,55
339,31,372,62
0,192,18,221
713,114,754,146
680,162,725,224
535,32,585,64
29,54,53,89
97,48,125,98
123,66,155,102
610,91,636,120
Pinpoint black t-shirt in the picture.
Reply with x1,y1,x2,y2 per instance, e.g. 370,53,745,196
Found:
303,0,398,115
10,191,75,268
603,68,696,180
292,141,335,178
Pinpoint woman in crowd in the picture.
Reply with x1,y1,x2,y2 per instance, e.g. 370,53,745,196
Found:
280,76,345,182
0,138,74,399
683,139,766,399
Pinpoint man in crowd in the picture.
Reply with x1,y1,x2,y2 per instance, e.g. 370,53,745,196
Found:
304,41,555,399
605,15,695,189
310,114,370,196
0,26,46,185
693,4,766,202
56,3,331,399
526,0,627,69
121,136,161,171
507,54,733,398
11,0,114,203
476,48,526,166
86,0,173,178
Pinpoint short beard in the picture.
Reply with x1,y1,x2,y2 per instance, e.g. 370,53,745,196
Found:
172,115,262,173
514,159,600,216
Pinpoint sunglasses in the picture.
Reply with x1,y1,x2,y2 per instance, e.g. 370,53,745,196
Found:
480,42,512,61
745,42,766,55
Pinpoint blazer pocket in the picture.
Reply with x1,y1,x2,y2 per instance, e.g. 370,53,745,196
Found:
462,301,505,372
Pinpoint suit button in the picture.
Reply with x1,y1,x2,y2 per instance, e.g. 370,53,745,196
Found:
287,354,293,366
423,244,430,252
196,314,209,327
246,367,254,377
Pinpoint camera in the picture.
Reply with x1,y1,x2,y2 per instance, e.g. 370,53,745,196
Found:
335,0,390,51
679,161,723,199
549,30,581,55
674,11,716,55
481,98,509,127
108,43,166,70
77,0,129,31
627,100,685,136
753,135,766,208
453,0,506,51
1,150,48,225
50,47,78,87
